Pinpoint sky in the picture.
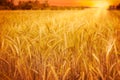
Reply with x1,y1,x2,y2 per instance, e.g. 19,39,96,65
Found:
14,0,120,6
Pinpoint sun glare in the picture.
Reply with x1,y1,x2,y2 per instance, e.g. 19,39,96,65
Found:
94,1,110,9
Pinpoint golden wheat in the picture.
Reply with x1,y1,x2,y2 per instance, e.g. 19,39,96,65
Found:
0,9,120,80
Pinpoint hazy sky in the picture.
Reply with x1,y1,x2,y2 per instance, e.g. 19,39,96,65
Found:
14,0,120,6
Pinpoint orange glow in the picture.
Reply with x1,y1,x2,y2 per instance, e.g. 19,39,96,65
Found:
14,0,119,7
49,0,75,6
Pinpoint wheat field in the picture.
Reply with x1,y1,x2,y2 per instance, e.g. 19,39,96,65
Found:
0,9,120,80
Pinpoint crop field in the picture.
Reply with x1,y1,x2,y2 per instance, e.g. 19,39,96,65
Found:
0,9,120,80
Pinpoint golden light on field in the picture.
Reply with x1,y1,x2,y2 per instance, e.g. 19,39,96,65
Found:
93,1,110,9
1,1,120,80
0,8,120,80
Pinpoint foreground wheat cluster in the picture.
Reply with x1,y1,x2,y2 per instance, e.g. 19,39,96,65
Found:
0,9,120,80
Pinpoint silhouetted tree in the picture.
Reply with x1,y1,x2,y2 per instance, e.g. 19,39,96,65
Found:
17,0,41,10
116,3,120,10
18,1,33,10
0,0,16,10
8,0,15,9
0,0,14,9
33,0,41,9
41,0,49,9
108,5,116,10
0,0,8,6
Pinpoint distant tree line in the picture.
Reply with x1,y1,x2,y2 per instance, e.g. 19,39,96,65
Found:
109,3,120,10
0,0,14,9
0,0,95,10
0,0,49,10
116,4,120,9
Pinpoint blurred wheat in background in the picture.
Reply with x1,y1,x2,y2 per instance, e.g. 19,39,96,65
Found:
0,9,120,80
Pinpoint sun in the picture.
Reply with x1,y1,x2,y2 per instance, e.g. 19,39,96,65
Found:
94,1,110,9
